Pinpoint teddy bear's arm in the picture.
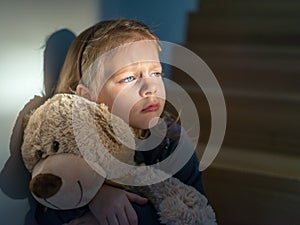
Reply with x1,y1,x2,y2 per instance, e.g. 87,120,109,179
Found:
128,168,217,225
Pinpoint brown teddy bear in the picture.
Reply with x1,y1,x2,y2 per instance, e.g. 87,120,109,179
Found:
21,93,217,225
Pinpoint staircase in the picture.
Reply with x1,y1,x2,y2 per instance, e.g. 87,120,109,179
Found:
172,1,300,224
182,0,300,154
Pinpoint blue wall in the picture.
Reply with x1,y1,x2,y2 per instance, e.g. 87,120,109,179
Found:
99,0,199,44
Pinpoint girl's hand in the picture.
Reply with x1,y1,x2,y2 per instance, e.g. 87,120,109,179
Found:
89,184,148,225
67,211,99,225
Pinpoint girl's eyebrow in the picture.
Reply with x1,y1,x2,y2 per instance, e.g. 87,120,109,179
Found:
113,62,162,77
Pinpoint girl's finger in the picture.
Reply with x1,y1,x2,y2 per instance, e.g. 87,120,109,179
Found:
116,208,130,225
106,214,119,225
126,191,148,205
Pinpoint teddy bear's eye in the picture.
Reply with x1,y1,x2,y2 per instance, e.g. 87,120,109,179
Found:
36,150,44,159
52,141,60,152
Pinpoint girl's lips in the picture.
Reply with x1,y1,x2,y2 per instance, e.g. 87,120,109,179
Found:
141,104,159,112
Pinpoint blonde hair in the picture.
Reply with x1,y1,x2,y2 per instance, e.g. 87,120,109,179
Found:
54,18,159,95
54,19,179,138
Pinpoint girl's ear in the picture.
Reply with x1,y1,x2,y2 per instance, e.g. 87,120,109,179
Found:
76,84,96,101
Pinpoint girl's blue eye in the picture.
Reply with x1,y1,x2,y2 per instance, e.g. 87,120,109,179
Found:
152,72,162,77
122,76,135,83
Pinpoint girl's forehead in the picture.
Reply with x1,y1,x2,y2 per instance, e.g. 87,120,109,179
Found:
101,40,161,77
120,61,161,70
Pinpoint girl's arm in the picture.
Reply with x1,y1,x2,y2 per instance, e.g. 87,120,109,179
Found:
173,152,206,195
135,122,206,196
167,125,206,195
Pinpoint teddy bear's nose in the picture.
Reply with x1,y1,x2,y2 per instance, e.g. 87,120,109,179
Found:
30,173,62,198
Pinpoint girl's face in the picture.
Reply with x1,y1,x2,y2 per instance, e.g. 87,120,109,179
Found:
96,61,166,129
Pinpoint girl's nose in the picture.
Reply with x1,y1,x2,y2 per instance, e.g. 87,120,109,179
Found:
139,78,157,97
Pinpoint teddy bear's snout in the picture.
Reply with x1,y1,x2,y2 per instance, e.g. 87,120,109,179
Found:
30,173,62,199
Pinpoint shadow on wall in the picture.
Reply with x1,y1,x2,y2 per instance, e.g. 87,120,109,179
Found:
99,0,199,44
0,29,76,225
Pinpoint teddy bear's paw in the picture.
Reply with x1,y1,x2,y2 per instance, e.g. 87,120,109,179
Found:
180,185,209,208
159,197,218,225
194,204,218,225
159,196,198,225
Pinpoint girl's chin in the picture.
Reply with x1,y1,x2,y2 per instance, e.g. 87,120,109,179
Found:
131,116,160,130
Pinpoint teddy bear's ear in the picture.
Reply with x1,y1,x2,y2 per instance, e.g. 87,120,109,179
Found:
94,103,135,149
22,110,35,130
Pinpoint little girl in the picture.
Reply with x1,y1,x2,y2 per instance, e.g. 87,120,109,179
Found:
35,18,207,225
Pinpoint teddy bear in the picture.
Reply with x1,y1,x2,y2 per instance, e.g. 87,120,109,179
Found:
21,93,217,225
